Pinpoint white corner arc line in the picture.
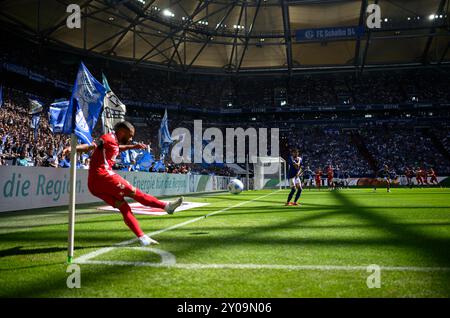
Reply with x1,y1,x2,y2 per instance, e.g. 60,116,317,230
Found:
73,190,280,263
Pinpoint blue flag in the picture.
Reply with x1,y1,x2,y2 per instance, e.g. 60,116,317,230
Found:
136,150,155,171
153,160,166,172
121,150,131,165
49,100,69,133
63,62,106,144
158,109,174,158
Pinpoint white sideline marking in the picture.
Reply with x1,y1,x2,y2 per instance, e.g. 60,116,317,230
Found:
74,260,450,272
73,191,280,263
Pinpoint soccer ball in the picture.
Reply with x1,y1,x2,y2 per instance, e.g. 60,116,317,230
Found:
228,179,244,195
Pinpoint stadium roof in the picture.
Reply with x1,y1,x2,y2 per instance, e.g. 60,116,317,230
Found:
1,0,449,75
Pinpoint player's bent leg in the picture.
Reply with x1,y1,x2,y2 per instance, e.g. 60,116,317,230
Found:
115,199,144,238
92,192,157,244
129,187,166,209
115,200,159,245
293,184,302,206
129,187,183,215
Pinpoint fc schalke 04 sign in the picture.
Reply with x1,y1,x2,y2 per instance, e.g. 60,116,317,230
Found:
296,26,364,42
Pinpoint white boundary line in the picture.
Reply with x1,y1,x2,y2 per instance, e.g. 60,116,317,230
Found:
74,190,280,263
75,260,450,272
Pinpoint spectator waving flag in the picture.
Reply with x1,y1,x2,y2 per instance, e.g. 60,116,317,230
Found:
29,98,43,115
29,99,43,140
48,100,69,133
63,62,106,144
102,73,126,134
158,109,174,159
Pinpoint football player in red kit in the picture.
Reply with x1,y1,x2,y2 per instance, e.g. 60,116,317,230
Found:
327,165,334,190
420,167,429,185
315,169,322,190
429,168,439,185
63,121,183,246
415,167,423,186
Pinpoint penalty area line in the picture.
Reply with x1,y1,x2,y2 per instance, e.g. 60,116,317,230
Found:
73,190,280,263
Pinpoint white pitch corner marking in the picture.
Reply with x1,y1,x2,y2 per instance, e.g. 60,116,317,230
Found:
73,190,281,264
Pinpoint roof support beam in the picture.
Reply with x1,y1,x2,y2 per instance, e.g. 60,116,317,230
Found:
42,0,95,38
360,0,378,73
135,32,172,61
237,0,262,72
186,2,236,71
106,0,158,56
281,0,293,74
354,0,368,68
228,3,246,71
135,0,209,65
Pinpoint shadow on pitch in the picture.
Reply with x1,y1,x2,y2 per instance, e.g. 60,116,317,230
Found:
0,245,111,258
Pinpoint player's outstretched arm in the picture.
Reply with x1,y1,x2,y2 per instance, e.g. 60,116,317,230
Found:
119,143,147,152
62,144,95,156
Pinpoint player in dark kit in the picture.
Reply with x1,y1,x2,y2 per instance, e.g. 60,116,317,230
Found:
380,165,392,192
303,165,314,190
405,167,413,188
285,149,303,206
63,121,183,246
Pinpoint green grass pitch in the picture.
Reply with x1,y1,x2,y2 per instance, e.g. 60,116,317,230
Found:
1,188,449,298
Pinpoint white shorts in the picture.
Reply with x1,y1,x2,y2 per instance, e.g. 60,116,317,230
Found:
289,177,302,187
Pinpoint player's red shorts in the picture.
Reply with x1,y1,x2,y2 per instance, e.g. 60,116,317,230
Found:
430,176,438,183
315,178,321,186
88,172,134,206
327,177,333,184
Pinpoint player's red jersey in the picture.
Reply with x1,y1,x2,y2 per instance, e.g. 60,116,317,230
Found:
430,169,437,178
429,169,438,183
420,168,428,184
327,167,333,179
87,132,136,204
89,132,120,179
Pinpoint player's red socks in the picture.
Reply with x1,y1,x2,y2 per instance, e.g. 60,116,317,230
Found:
133,189,167,210
118,202,144,237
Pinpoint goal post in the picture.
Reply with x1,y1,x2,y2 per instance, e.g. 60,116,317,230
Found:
250,156,287,190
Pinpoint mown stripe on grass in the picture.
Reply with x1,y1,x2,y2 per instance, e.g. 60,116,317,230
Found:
75,260,450,272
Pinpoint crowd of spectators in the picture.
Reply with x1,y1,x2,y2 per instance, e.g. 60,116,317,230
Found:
0,89,234,176
2,41,450,178
360,125,450,175
281,127,371,177
1,87,449,177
